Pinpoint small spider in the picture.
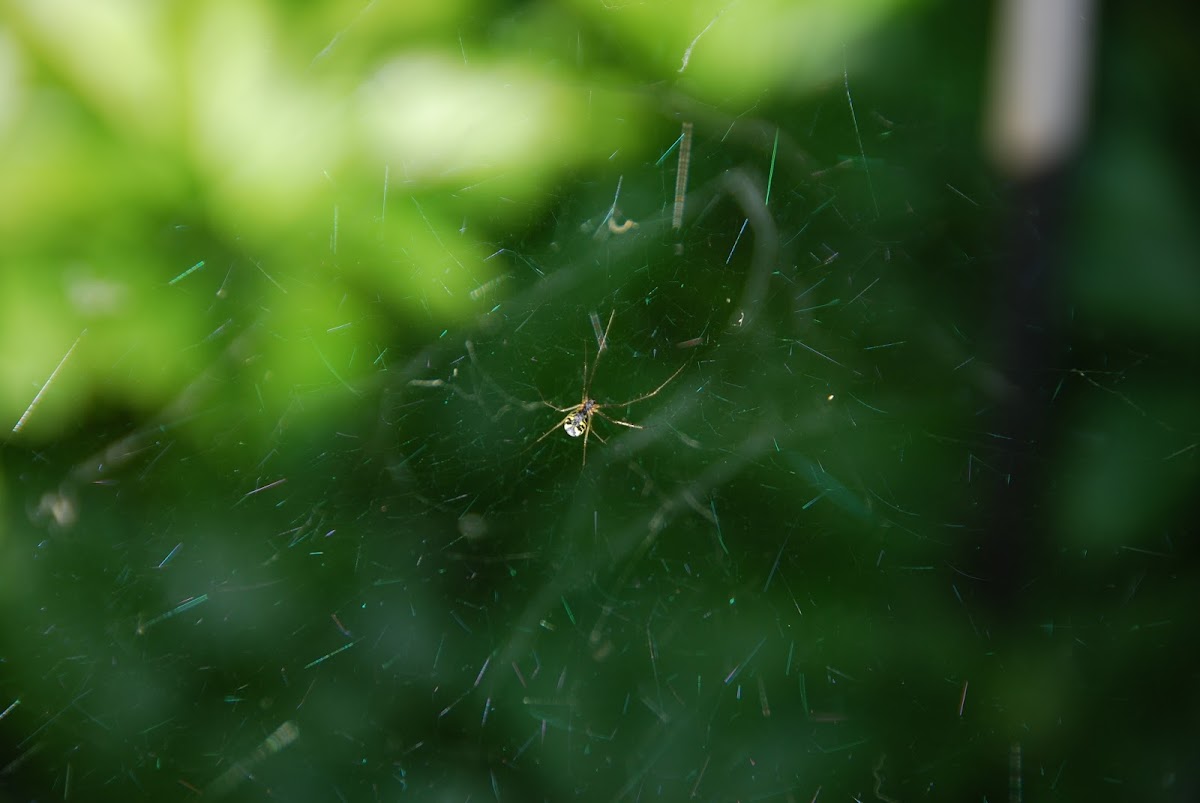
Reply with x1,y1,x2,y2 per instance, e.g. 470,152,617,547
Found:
530,310,685,466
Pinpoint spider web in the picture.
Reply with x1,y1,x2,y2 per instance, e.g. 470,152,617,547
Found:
2,3,1198,802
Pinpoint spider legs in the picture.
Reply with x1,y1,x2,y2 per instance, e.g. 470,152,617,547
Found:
530,411,575,449
593,409,642,431
607,363,687,408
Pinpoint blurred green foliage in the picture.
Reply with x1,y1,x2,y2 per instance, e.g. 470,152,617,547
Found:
1,0,913,441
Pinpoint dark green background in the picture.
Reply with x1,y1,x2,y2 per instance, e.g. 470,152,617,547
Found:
2,1,1197,801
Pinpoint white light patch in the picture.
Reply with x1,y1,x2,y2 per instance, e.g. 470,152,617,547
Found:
359,54,575,183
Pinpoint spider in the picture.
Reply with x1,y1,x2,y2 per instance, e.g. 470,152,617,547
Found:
530,310,685,466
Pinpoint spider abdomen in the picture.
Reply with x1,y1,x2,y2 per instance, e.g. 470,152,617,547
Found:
564,399,597,438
